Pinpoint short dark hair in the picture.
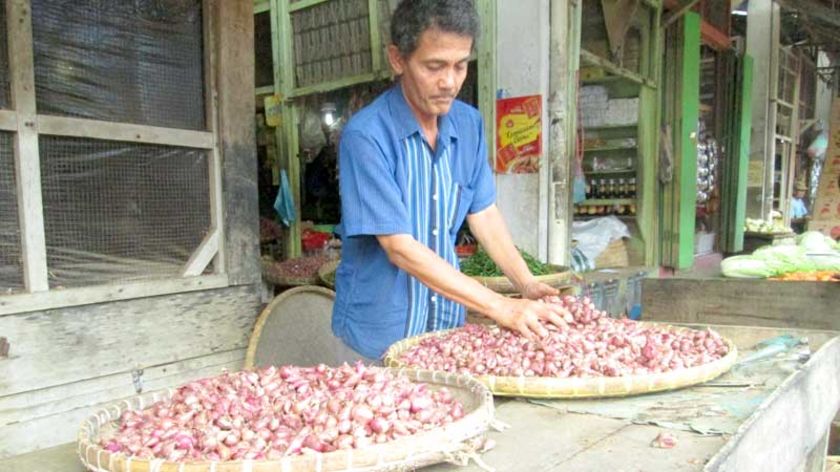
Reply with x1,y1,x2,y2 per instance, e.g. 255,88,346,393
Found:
390,0,480,56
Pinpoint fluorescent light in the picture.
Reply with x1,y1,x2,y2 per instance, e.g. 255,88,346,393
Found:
732,9,747,16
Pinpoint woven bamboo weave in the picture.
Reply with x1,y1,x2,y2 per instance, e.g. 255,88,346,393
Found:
383,323,738,399
469,265,572,294
77,369,494,472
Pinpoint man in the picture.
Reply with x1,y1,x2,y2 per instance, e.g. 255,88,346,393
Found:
790,183,809,234
332,0,568,360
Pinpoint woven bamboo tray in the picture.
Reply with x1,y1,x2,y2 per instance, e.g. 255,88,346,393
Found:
468,265,571,294
261,258,321,287
77,369,494,472
317,259,339,289
383,323,738,399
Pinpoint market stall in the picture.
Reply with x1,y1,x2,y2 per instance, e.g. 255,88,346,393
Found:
2,325,837,472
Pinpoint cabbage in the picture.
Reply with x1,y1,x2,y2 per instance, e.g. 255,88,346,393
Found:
808,253,840,271
797,231,836,254
752,245,816,275
721,256,775,278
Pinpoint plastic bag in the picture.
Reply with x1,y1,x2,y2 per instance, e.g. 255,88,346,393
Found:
273,169,297,227
571,216,630,262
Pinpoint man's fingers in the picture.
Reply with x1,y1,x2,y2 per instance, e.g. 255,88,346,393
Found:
526,314,548,339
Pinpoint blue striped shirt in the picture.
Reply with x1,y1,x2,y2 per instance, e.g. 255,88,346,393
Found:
332,86,496,359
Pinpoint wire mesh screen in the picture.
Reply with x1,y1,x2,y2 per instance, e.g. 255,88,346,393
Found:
39,136,211,288
0,1,10,109
0,133,23,293
255,11,274,88
291,0,372,88
30,0,205,130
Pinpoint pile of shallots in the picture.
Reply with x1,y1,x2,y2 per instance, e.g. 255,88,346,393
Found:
397,295,729,378
101,363,465,462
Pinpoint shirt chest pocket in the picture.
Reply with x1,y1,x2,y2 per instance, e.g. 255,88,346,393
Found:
447,183,475,234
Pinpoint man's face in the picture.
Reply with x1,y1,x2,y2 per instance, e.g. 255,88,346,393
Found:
795,190,805,198
388,28,472,120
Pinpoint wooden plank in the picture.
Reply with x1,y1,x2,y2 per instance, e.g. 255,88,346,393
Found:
675,12,700,269
203,0,226,275
0,350,244,458
642,278,840,330
214,0,260,284
0,348,243,426
0,273,229,316
36,115,215,149
700,18,730,50
810,98,840,234
288,0,331,13
0,284,259,397
8,0,48,293
368,0,381,73
706,338,840,471
288,71,389,98
254,0,270,14
662,0,700,28
580,49,655,88
0,109,16,131
277,0,302,258
180,230,219,277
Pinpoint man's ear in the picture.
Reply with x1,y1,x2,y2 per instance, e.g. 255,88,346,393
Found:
387,44,405,76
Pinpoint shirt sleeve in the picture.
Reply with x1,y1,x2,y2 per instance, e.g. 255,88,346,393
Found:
468,115,497,214
338,130,412,237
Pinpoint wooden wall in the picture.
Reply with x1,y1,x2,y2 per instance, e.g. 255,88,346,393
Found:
0,0,259,458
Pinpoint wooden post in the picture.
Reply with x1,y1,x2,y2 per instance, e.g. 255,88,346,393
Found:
547,0,580,266
7,0,48,292
214,0,259,284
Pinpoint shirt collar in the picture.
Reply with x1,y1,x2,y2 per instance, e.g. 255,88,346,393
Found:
387,85,459,146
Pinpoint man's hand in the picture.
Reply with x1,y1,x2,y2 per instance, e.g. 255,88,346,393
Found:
489,296,569,341
520,280,559,300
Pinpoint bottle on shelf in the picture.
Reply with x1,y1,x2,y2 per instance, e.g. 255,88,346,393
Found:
607,179,617,199
617,178,627,198
628,177,637,199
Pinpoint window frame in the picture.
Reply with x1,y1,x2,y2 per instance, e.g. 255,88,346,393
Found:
0,0,228,315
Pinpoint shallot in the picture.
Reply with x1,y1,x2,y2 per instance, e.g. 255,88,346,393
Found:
397,295,729,377
100,363,464,462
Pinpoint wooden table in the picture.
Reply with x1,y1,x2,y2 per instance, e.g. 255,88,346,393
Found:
2,326,838,472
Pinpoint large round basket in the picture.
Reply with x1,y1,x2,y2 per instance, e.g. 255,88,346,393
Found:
468,265,571,294
261,258,321,287
317,259,340,289
77,369,494,472
383,322,738,399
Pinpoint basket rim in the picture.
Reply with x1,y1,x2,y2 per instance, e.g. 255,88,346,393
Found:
383,322,738,399
77,368,495,472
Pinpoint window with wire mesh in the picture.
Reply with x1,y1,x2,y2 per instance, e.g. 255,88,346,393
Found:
30,0,205,130
291,0,372,88
0,2,10,109
39,136,211,289
0,133,23,293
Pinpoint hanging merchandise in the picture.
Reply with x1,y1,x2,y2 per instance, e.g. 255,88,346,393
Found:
695,121,719,205
273,169,297,227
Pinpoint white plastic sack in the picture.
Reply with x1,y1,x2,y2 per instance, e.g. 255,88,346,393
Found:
571,216,631,262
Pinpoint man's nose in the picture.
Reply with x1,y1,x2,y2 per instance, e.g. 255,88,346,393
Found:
439,69,455,90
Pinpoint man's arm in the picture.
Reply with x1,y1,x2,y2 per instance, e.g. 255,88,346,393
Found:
466,204,559,300
377,234,568,340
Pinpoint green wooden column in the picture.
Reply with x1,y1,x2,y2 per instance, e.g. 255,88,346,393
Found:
721,55,753,253
660,12,700,269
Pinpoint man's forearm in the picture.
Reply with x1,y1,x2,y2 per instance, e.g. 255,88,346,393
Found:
377,234,505,316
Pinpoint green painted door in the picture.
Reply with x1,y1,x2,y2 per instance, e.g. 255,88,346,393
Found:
720,54,753,254
660,12,700,269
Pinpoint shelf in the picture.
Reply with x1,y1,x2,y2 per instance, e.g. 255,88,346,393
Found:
585,169,636,175
579,49,656,88
578,198,636,205
583,123,638,130
575,214,636,220
584,145,637,152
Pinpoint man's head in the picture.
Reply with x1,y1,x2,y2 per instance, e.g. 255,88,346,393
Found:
388,0,479,121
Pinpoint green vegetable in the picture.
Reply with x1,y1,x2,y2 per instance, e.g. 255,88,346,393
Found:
720,256,775,278
460,246,552,277
752,244,815,275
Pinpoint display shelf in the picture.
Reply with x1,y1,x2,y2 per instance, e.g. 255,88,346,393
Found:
583,145,637,152
579,198,636,205
584,123,638,130
584,169,636,175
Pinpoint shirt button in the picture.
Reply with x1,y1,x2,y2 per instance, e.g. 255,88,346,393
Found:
432,193,438,201
430,296,437,303
432,228,439,236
